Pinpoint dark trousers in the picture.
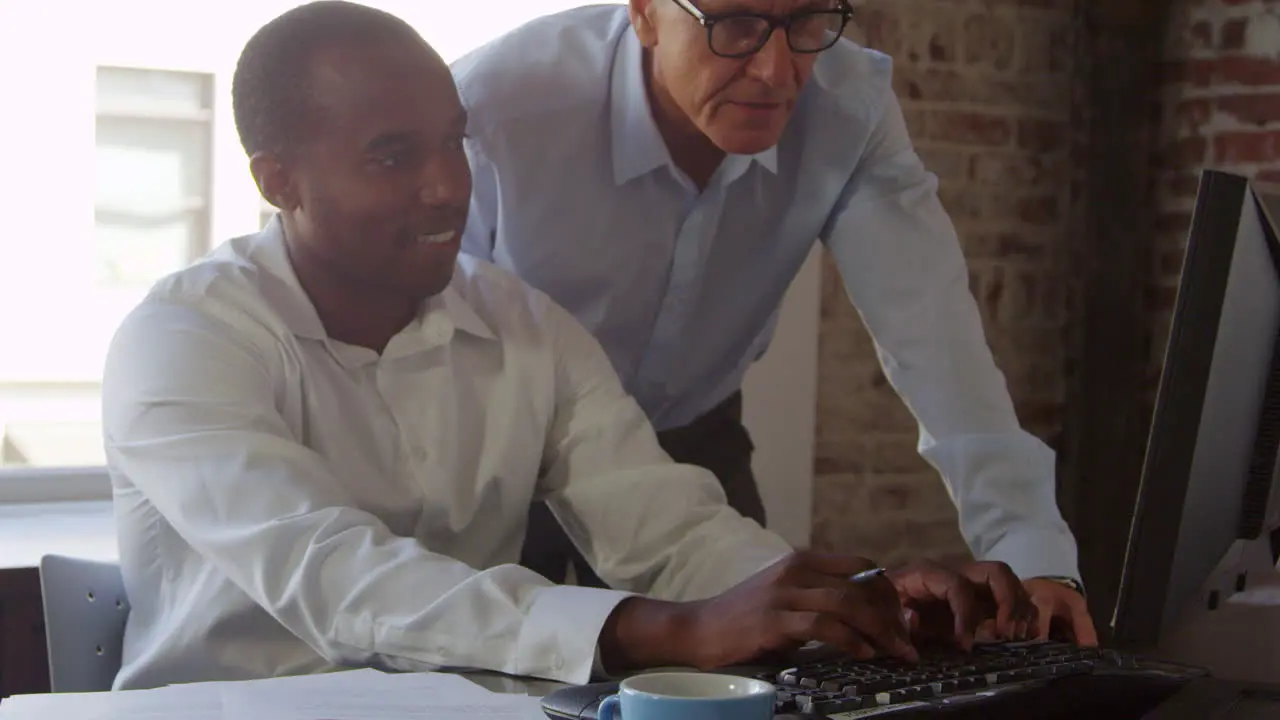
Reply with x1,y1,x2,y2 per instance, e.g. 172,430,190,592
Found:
519,391,767,588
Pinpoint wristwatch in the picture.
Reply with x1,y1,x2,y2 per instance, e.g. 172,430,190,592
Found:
1035,576,1086,599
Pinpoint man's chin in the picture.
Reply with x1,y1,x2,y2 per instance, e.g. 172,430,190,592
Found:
400,263,456,303
709,129,784,157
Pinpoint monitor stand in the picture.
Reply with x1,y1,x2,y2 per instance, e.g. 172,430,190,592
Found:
1140,538,1280,684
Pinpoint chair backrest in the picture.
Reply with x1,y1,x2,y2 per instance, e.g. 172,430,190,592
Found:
38,554,130,693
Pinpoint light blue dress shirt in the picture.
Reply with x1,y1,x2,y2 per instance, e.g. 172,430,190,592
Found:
452,5,1079,580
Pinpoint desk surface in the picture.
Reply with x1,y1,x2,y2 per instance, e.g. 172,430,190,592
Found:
0,500,116,570
462,671,568,698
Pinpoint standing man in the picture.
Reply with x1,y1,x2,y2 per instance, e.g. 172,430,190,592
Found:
453,0,1097,644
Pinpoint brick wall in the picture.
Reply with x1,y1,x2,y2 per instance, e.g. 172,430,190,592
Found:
811,0,1079,564
1153,0,1280,383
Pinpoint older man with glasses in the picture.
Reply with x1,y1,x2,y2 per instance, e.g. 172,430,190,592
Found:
451,0,1098,646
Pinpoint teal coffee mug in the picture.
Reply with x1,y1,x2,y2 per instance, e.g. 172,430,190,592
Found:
596,672,775,720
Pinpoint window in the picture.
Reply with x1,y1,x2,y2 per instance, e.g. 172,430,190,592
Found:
0,0,616,502
95,67,214,288
0,67,215,474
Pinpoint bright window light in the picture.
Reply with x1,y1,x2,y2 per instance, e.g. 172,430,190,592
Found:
0,1,616,479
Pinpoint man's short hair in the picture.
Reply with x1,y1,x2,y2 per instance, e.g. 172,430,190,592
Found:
231,0,419,157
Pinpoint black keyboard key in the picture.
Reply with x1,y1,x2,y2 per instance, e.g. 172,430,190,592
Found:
931,679,961,694
818,678,848,693
955,676,987,691
801,695,876,714
875,686,932,706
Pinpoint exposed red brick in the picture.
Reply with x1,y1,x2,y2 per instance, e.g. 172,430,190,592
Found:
857,7,903,56
1188,20,1214,51
1216,93,1280,128
1220,17,1248,51
1172,99,1213,134
1185,56,1280,87
970,152,1050,187
1164,136,1209,165
1163,171,1203,199
1016,118,1068,153
962,13,1016,71
928,28,958,63
1016,195,1060,225
1214,131,1280,163
926,110,1014,147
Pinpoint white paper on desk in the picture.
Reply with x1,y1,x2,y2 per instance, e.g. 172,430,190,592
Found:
0,684,222,720
220,684,544,720
190,668,495,699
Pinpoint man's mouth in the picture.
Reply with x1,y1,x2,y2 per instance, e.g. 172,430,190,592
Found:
416,230,458,246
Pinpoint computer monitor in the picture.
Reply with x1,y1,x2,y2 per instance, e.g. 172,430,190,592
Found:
1112,170,1280,666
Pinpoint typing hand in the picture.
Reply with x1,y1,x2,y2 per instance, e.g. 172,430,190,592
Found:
960,560,1037,642
890,560,1033,651
1023,578,1098,647
669,551,918,669
888,560,978,651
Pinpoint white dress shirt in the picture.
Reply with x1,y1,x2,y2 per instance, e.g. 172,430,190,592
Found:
453,6,1080,581
102,220,792,690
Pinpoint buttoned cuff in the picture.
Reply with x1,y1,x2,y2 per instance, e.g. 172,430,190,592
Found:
980,526,1080,584
516,584,635,684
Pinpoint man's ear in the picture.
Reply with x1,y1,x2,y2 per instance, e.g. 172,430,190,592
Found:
628,0,660,48
249,151,299,212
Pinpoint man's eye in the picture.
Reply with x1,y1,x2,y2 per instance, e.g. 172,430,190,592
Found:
373,151,409,168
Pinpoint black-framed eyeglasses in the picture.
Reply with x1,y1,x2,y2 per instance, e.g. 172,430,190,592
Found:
671,0,853,59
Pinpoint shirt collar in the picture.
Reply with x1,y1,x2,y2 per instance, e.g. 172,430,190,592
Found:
609,27,778,187
248,217,498,351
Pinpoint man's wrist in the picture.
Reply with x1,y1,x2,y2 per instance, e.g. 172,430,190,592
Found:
1031,575,1086,599
598,596,698,673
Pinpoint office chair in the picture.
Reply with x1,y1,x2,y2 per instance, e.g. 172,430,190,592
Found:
38,554,130,693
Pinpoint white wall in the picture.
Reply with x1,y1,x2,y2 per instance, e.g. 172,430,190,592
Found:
742,247,822,549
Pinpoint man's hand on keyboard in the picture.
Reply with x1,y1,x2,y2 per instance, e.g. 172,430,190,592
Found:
599,550,920,673
1023,578,1099,647
886,560,1031,652
960,560,1037,642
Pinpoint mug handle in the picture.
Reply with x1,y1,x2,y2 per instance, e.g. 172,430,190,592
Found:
597,694,621,720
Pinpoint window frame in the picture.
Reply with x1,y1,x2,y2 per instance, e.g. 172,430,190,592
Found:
0,466,113,505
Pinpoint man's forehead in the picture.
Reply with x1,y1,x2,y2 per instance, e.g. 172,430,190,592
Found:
304,42,459,130
695,0,840,14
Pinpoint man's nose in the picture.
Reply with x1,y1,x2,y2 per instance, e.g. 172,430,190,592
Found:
418,158,470,208
745,28,793,88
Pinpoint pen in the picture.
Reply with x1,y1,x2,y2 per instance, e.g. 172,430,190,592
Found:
850,567,887,583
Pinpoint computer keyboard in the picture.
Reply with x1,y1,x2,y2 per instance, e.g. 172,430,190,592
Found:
540,640,1209,719
767,640,1132,715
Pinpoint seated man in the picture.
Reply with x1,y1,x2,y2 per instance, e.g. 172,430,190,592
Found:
103,0,1032,690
